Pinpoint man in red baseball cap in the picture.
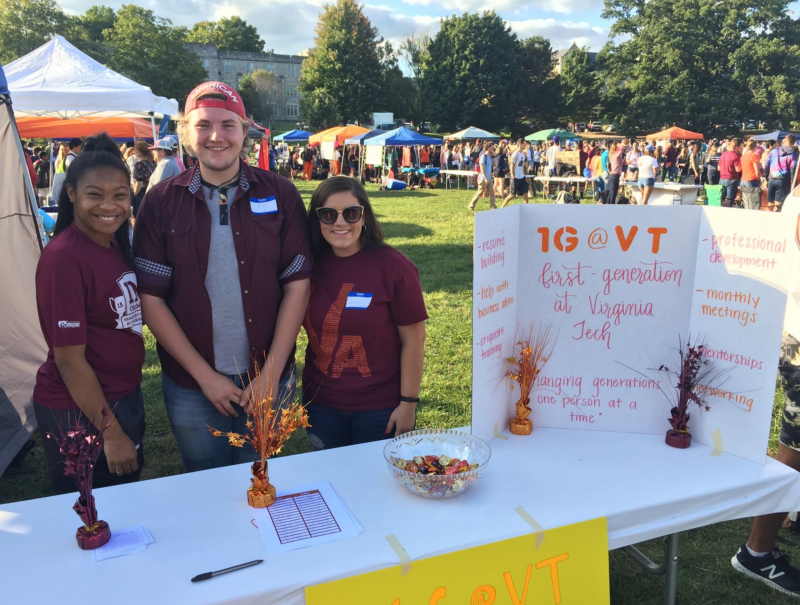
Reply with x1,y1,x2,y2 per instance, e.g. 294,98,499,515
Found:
132,81,312,472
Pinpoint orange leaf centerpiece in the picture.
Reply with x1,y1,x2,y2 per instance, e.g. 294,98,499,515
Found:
505,325,556,436
209,359,309,507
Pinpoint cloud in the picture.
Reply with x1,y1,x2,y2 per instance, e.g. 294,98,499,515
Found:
399,0,603,15
509,18,608,50
57,0,607,55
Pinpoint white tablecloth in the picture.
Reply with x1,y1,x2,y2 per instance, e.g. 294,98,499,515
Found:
624,182,702,205
2,427,799,604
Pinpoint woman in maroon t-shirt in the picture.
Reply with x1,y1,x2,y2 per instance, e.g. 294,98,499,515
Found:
302,178,428,450
33,133,146,494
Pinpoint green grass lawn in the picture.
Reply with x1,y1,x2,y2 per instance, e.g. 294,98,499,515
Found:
1,178,797,603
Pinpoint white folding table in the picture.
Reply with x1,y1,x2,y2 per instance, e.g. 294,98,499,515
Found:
2,427,798,605
439,169,477,190
624,181,703,205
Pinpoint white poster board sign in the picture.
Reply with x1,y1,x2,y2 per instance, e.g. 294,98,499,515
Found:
473,205,795,463
365,145,383,166
321,141,335,161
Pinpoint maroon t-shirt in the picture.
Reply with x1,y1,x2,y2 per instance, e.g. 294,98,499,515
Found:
664,146,678,167
719,150,743,180
34,224,145,410
302,247,428,412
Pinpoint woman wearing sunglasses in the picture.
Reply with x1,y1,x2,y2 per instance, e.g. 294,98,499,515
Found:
303,177,428,450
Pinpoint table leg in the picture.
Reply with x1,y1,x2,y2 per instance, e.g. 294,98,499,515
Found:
621,533,679,605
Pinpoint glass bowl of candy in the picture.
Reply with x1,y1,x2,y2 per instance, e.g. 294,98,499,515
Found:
383,429,491,499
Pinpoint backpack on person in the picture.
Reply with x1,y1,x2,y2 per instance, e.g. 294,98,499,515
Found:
475,151,485,173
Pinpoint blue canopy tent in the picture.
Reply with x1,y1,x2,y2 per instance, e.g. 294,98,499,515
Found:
344,128,386,145
364,127,442,189
364,126,442,146
274,129,314,142
751,130,799,141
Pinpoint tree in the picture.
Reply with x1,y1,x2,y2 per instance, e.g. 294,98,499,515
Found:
599,0,800,135
559,47,602,125
79,5,115,41
0,0,66,63
423,12,522,133
516,36,561,133
394,33,431,127
63,5,115,63
300,87,342,130
187,16,264,53
104,5,207,103
240,69,286,125
299,0,384,125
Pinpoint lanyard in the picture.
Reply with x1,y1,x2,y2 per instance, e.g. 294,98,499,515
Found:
201,175,239,226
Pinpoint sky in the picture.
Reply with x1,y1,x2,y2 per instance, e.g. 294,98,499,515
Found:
58,0,615,56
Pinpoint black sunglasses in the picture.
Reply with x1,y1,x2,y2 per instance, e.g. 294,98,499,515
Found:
316,206,363,225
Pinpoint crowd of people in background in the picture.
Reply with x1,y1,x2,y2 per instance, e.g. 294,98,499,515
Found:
21,128,800,219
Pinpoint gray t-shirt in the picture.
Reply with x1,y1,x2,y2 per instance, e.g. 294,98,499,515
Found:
201,183,250,375
149,156,181,188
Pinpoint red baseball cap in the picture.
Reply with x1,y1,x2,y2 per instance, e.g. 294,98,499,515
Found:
185,81,247,120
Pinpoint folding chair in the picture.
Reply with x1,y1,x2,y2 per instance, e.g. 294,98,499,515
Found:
704,184,723,207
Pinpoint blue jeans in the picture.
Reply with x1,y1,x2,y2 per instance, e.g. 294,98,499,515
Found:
304,401,413,451
162,369,296,473
662,165,677,182
719,179,740,207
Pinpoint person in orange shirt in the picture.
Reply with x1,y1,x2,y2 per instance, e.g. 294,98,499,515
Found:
419,146,430,165
740,139,762,211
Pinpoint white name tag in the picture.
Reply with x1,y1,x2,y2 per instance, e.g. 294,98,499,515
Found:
346,293,373,309
250,196,278,215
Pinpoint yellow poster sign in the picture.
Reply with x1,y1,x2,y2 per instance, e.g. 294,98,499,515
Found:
305,517,609,605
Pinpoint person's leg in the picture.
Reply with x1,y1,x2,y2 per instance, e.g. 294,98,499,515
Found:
34,401,89,495
741,185,759,210
305,402,353,451
608,174,620,204
351,406,408,445
767,179,778,212
469,180,485,210
34,389,146,495
719,179,732,207
734,333,800,595
161,372,248,472
488,182,497,208
639,180,653,205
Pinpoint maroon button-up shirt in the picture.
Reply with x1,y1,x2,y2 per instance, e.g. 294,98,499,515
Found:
132,160,312,390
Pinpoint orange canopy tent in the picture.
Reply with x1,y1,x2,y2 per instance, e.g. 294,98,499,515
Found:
308,125,369,145
646,126,704,140
15,116,155,140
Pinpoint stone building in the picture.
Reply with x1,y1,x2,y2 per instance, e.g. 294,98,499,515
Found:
186,43,306,122
552,42,598,75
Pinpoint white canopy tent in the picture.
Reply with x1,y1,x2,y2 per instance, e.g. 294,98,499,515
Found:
4,35,180,203
3,35,178,120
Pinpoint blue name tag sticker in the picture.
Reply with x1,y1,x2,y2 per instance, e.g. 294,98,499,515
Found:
250,196,278,215
345,293,373,309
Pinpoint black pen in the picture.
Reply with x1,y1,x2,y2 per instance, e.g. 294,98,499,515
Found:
191,559,263,583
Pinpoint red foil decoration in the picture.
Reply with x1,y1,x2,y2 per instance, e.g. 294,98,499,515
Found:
48,408,112,550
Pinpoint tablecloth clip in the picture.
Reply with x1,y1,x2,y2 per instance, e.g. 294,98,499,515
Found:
515,506,545,549
494,422,510,441
712,428,723,457
386,534,412,576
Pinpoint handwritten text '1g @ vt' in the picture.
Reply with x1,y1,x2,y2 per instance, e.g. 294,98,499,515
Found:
537,226,668,254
